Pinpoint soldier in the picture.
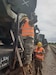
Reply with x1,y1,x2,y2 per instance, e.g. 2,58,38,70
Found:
19,13,34,70
34,42,45,75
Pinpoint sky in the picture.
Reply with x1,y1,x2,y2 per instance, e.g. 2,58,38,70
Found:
35,0,56,43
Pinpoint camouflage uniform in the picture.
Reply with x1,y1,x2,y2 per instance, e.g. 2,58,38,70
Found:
23,37,34,65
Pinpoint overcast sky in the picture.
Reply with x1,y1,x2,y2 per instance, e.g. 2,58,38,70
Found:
35,0,56,43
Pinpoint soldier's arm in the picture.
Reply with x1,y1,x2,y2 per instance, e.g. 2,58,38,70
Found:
36,49,45,54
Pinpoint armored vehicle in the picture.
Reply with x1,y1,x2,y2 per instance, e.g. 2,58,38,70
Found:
34,25,48,46
0,0,37,70
0,0,37,45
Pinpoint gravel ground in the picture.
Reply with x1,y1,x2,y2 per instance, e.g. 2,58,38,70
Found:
42,45,56,75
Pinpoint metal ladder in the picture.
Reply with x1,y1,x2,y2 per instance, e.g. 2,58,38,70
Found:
10,14,26,75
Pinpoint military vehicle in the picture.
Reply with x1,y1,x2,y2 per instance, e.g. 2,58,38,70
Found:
0,0,37,70
0,0,37,45
34,25,48,46
38,34,48,46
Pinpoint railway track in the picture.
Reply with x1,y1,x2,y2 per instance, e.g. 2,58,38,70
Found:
50,45,56,54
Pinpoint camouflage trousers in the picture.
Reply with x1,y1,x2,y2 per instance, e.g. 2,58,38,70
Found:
23,37,34,65
34,58,43,75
